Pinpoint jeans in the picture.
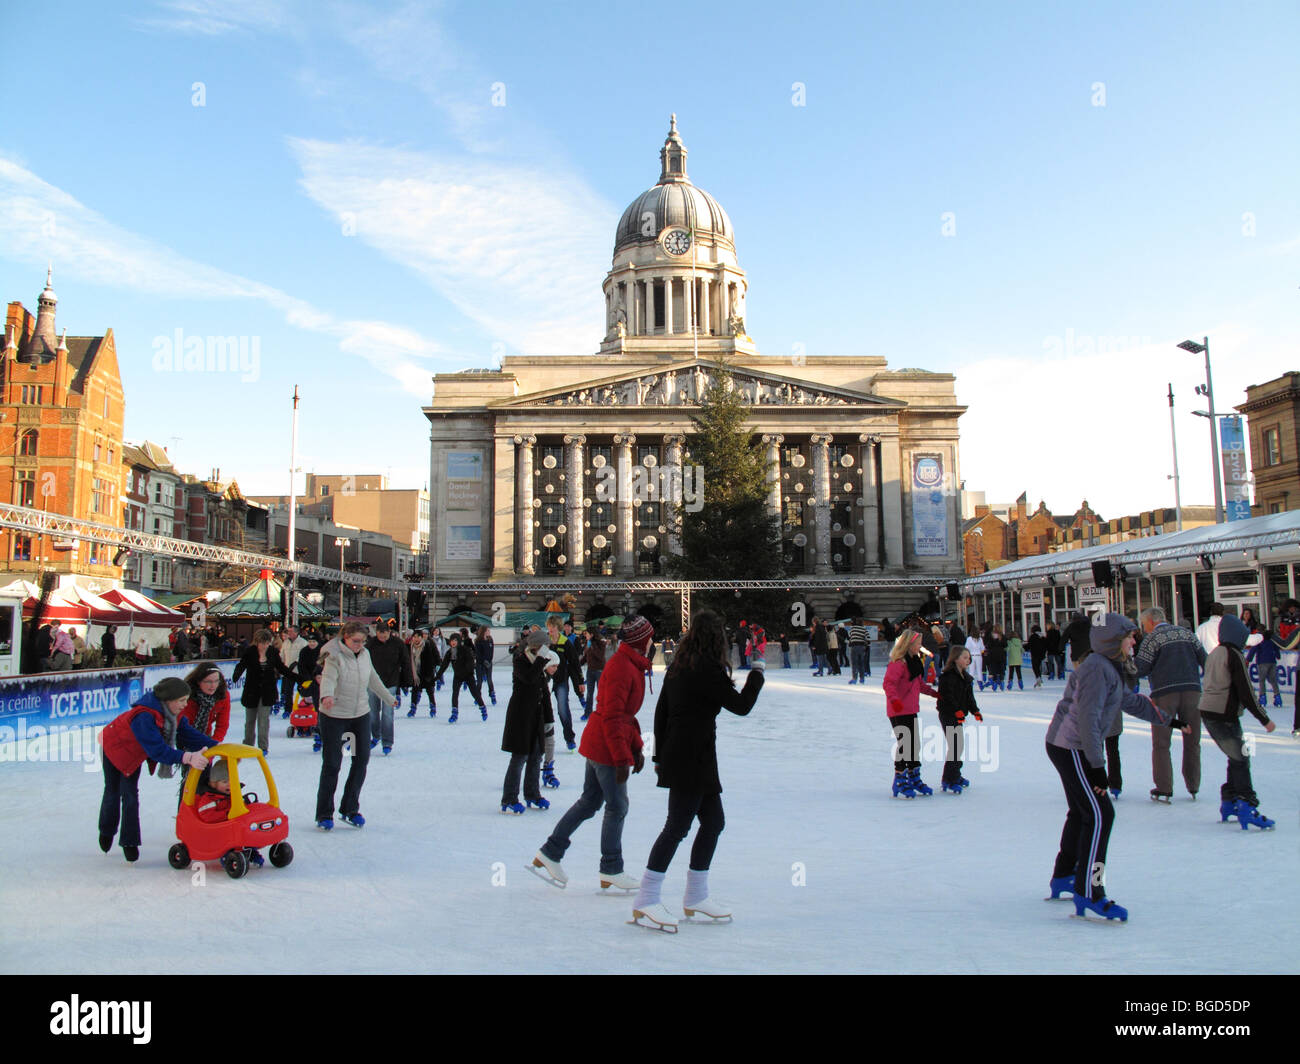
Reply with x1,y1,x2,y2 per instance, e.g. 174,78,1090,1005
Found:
1203,715,1259,805
540,760,630,874
849,644,869,682
1256,664,1280,704
646,789,725,874
316,712,371,820
368,685,397,747
243,702,274,752
782,650,791,668
554,684,576,746
584,667,602,713
1053,653,1066,679
502,735,544,805
99,759,142,848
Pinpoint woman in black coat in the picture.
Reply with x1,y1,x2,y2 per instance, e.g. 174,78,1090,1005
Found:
631,610,764,931
435,633,485,718
936,646,982,792
230,629,291,754
500,631,557,812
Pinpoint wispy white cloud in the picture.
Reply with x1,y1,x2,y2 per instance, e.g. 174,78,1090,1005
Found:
0,155,443,395
137,0,293,36
290,137,610,357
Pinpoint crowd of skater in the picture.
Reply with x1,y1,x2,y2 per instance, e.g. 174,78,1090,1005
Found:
90,595,1288,931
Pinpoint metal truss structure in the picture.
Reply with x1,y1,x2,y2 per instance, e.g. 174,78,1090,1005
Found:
0,503,957,630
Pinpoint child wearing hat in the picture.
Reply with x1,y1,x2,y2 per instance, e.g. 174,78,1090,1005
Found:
97,677,215,862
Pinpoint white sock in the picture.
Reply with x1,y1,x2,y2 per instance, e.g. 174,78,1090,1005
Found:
634,869,665,911
684,868,709,907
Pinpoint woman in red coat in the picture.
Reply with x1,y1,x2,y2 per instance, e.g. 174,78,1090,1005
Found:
882,629,939,798
532,616,653,890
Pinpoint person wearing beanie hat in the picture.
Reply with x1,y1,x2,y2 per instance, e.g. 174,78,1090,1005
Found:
546,617,587,752
532,613,655,890
1043,613,1177,920
97,676,216,862
500,631,560,813
1198,613,1277,829
631,610,765,932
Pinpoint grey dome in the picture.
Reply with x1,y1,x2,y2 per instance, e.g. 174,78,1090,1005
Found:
613,117,734,256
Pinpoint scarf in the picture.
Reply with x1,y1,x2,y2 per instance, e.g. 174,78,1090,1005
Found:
193,689,217,736
905,653,924,680
156,700,181,779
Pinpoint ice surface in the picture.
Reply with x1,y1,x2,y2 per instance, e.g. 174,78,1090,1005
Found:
2,667,1296,974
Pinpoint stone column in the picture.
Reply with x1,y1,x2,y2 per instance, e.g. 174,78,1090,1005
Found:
646,279,657,334
811,433,833,575
615,433,636,574
858,433,880,571
564,433,586,577
664,276,675,334
491,435,516,580
718,272,730,330
664,434,685,556
762,434,783,520
701,278,711,336
625,271,637,336
880,434,905,569
515,434,536,575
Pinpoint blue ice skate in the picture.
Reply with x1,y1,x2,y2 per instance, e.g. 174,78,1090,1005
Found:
1232,799,1275,830
406,707,416,718
907,768,933,796
958,775,971,788
542,761,560,789
1047,875,1075,899
1273,694,1283,708
244,848,265,868
1073,896,1128,922
479,704,488,720
526,797,550,811
491,693,498,706
340,812,365,828
1109,788,1121,800
501,802,524,815
941,780,963,795
1220,799,1236,822
891,771,916,799
448,709,458,723
316,818,333,831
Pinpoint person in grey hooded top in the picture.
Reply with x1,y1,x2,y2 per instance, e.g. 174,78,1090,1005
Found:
1198,613,1276,828
1044,613,1174,921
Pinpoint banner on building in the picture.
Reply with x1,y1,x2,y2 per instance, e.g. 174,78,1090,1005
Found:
911,454,949,557
445,451,484,560
1220,416,1251,522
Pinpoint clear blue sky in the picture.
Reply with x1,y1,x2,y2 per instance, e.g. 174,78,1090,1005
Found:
2,0,1296,518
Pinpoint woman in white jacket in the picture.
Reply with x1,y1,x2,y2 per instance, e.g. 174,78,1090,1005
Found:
964,632,985,690
315,621,396,831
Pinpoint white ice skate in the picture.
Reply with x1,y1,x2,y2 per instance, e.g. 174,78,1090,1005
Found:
628,903,678,933
599,871,638,892
682,897,733,922
529,851,567,888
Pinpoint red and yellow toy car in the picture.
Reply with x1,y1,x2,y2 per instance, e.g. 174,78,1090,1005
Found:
287,690,318,738
170,743,293,879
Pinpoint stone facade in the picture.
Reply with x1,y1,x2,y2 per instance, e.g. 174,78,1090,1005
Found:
1236,371,1300,515
424,120,965,610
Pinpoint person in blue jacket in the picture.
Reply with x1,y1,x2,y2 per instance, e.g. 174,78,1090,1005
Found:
1244,626,1283,709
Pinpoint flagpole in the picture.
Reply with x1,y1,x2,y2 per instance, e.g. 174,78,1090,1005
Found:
287,386,300,626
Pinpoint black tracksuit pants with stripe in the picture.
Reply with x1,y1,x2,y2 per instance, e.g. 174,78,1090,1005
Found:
1046,741,1115,901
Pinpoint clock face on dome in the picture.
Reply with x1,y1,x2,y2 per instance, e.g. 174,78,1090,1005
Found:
661,227,692,257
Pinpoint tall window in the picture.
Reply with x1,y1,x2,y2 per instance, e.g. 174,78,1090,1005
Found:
1264,426,1282,466
20,385,44,405
12,535,31,561
17,471,35,507
94,441,102,462
19,430,37,456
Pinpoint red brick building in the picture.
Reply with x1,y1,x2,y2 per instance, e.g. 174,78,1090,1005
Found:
2,271,125,585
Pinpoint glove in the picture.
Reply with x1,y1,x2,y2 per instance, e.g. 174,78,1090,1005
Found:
182,750,209,771
1085,765,1108,791
1169,716,1187,731
973,711,983,722
955,709,966,724
633,749,645,774
750,658,766,672
615,765,630,784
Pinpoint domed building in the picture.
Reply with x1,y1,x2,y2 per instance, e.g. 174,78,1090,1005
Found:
424,118,965,619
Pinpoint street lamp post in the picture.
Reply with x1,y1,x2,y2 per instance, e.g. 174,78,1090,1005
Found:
1178,337,1224,524
334,537,350,625
1167,382,1183,532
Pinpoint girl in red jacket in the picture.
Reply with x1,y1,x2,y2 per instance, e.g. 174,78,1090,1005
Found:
532,616,654,890
178,662,230,744
883,629,939,798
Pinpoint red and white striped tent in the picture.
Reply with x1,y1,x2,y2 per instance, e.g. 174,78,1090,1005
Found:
99,588,186,628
